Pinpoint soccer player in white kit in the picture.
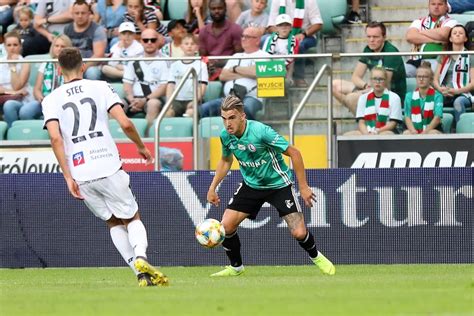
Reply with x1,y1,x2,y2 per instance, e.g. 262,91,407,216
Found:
43,47,168,287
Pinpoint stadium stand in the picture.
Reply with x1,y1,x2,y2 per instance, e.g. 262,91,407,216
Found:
166,0,187,20
199,117,224,138
7,121,50,140
455,113,474,134
203,81,223,102
0,121,7,140
108,118,148,139
316,0,347,35
149,117,193,137
24,54,51,87
441,113,454,134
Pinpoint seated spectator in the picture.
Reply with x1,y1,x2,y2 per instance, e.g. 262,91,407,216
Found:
14,6,50,56
1,31,34,127
235,0,268,32
267,0,323,87
405,0,458,77
345,0,362,24
123,28,167,135
448,0,474,13
344,66,403,136
185,0,211,34
144,0,163,20
92,0,126,49
166,34,208,117
404,62,444,134
160,19,187,58
333,22,406,114
64,0,107,80
225,0,246,23
33,0,74,43
200,26,269,120
123,0,166,39
263,14,297,86
0,0,17,36
33,34,73,102
102,21,144,81
434,24,473,123
199,0,243,81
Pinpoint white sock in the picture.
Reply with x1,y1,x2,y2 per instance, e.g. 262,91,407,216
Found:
110,225,138,275
127,220,148,259
232,265,244,272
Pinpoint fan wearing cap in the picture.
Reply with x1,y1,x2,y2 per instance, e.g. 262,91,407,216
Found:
263,14,298,86
102,22,145,80
160,19,187,59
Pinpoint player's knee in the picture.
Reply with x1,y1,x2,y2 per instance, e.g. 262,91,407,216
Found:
291,227,307,240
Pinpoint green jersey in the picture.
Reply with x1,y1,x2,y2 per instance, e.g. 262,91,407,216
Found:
220,120,292,189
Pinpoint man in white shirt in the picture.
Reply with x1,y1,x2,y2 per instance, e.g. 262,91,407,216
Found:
43,47,168,287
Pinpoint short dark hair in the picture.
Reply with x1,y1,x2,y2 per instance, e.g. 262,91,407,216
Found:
58,47,83,72
221,95,244,112
209,0,226,8
366,21,386,37
73,0,92,13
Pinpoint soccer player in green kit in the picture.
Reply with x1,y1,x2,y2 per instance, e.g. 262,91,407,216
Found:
207,95,336,277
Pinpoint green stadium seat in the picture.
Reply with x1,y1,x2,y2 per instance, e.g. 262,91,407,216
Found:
11,119,44,128
406,78,417,93
199,117,224,138
167,0,187,20
108,118,148,139
441,113,454,133
315,0,347,35
455,113,474,134
7,122,50,140
0,121,8,140
449,13,474,26
110,82,125,100
150,117,193,137
24,54,51,88
203,81,223,102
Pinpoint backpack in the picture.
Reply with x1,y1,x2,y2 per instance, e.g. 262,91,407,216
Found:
466,21,474,50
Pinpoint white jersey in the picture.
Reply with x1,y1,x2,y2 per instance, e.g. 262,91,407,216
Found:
42,79,123,182
167,60,208,101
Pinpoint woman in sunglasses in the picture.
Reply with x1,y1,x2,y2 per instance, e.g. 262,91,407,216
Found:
345,66,403,135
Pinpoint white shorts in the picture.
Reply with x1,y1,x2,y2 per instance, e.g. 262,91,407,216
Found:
77,169,139,221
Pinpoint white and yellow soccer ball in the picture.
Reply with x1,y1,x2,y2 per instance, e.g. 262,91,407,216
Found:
195,218,226,248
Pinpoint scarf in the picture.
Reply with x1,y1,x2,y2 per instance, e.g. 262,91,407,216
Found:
412,15,449,58
263,32,298,66
278,0,304,36
42,62,63,96
410,88,435,133
364,89,390,132
438,52,472,99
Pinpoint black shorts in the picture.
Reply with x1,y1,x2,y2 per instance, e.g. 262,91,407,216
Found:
227,182,301,220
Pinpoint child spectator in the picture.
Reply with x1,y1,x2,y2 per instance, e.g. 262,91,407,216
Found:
235,0,268,31
263,13,298,86
102,21,144,81
14,6,50,56
160,19,187,58
166,34,208,117
185,0,211,34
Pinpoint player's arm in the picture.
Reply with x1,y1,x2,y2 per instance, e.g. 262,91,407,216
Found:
109,104,153,165
45,120,84,200
207,154,233,207
283,145,315,207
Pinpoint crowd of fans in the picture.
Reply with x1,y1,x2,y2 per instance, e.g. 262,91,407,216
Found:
0,0,472,136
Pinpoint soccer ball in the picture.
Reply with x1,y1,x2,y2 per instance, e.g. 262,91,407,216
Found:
195,218,226,248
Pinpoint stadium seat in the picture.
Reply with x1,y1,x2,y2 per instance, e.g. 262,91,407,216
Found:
11,119,44,128
449,13,474,27
199,117,224,138
441,113,454,133
110,82,125,100
0,121,7,140
315,0,347,35
406,78,416,93
24,54,51,88
149,117,193,137
203,81,223,102
455,113,474,134
166,0,187,20
7,122,50,140
108,118,148,139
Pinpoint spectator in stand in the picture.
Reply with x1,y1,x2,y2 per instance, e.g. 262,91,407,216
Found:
33,0,74,43
345,0,362,24
13,6,50,56
32,35,73,104
92,0,126,50
344,66,403,136
200,26,269,120
433,24,474,123
404,61,444,134
160,19,187,58
1,31,34,127
0,0,17,36
225,0,247,23
64,0,107,80
405,0,458,77
267,0,323,87
333,22,406,114
447,0,474,13
235,0,268,32
123,28,167,135
166,34,208,117
199,0,243,81
185,0,211,34
144,0,163,21
102,21,144,81
123,0,166,39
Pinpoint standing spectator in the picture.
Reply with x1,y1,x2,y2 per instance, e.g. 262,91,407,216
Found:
185,0,210,34
200,26,269,120
160,19,187,58
122,28,167,135
33,0,74,43
166,34,208,117
344,67,403,136
405,0,458,77
235,0,268,31
102,21,144,81
199,0,243,81
92,0,126,49
333,22,406,114
267,0,323,87
13,6,50,56
404,61,444,134
433,24,474,122
64,0,107,80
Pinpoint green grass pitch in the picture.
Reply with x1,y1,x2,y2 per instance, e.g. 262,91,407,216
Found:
0,264,472,316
